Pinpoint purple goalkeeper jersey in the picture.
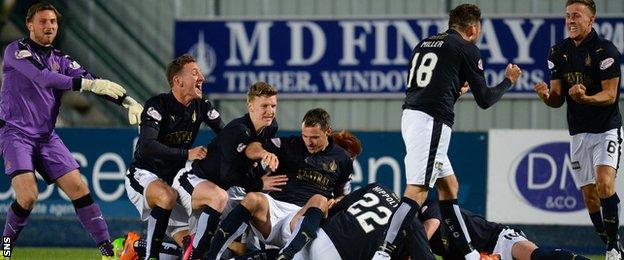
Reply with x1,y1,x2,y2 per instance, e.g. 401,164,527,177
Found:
0,38,94,138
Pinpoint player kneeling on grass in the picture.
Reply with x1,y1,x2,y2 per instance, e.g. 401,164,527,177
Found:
418,199,591,260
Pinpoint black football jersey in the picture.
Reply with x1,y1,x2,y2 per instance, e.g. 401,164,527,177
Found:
419,200,504,258
403,29,511,127
191,113,278,191
548,29,621,135
323,183,400,260
261,136,353,207
130,93,223,185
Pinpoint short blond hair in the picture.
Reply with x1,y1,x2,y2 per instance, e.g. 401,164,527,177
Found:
566,0,596,15
247,81,277,102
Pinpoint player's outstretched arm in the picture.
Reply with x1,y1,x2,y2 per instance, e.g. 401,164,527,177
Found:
122,96,144,125
4,42,76,90
80,78,126,99
534,80,565,108
471,63,521,109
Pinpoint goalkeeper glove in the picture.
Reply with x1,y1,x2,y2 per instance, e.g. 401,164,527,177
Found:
122,96,143,125
81,79,126,99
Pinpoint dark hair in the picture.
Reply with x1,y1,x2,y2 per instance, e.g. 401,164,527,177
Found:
247,81,277,102
166,54,196,88
302,108,331,131
332,130,362,157
566,0,596,15
26,3,61,23
448,4,481,31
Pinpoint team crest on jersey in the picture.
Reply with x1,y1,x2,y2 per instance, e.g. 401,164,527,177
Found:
547,60,554,69
146,107,162,121
69,60,81,69
236,143,247,153
192,111,197,123
600,58,615,70
477,59,483,70
584,54,591,66
328,160,337,171
207,109,220,120
51,62,60,72
14,49,32,59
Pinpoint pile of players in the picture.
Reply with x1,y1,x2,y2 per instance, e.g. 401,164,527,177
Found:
1,1,621,259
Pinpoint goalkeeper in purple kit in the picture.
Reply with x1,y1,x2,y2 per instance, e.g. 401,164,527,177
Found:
0,3,143,259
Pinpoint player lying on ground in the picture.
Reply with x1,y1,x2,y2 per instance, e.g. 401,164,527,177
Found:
418,199,591,260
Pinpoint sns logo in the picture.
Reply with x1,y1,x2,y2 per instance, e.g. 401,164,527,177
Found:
3,236,11,257
188,30,217,83
511,142,583,212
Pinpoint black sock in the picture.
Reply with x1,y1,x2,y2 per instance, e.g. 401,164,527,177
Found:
205,204,251,259
404,218,436,260
233,248,280,260
589,210,608,244
280,207,323,258
439,199,474,255
147,206,172,258
378,197,421,254
530,248,590,260
192,206,221,258
601,193,621,249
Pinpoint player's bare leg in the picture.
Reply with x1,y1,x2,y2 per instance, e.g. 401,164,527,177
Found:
206,192,270,259
373,184,433,260
581,184,608,244
3,172,37,246
278,194,328,259
595,165,622,259
56,169,114,257
436,175,480,260
144,180,177,259
189,181,228,258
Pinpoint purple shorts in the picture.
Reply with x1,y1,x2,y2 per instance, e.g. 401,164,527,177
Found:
0,125,79,184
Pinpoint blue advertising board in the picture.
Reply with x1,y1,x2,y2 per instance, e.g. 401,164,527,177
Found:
0,129,487,218
175,17,623,98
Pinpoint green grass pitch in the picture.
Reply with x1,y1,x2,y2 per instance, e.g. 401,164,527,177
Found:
2,247,606,259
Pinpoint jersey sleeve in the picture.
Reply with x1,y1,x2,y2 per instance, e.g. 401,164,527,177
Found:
598,41,621,81
461,44,511,109
200,98,225,133
218,125,265,191
61,54,96,80
3,41,76,90
135,98,188,161
333,156,354,197
547,46,562,80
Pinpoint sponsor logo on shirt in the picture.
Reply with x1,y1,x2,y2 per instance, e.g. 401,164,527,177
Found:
600,58,615,70
69,60,81,69
14,50,32,59
547,60,554,70
207,109,220,120
236,143,247,153
146,107,162,121
270,138,281,148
